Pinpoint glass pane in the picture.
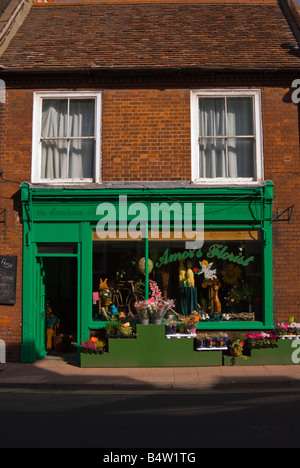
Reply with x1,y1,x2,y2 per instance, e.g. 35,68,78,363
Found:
149,231,262,323
69,99,95,137
41,139,68,179
199,98,225,137
42,99,68,138
227,97,254,136
228,138,255,178
92,239,145,321
69,139,95,179
199,138,226,178
37,243,77,254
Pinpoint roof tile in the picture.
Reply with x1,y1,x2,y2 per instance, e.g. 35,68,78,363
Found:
1,2,300,70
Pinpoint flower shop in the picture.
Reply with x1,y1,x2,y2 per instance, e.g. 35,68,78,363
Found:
19,181,297,367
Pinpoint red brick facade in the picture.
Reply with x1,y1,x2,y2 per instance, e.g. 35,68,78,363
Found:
0,76,299,360
0,0,300,360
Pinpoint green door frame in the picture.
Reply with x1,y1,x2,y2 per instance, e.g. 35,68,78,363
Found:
36,251,80,358
21,223,90,363
35,256,47,360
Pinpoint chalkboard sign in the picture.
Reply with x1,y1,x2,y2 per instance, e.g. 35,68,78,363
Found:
0,256,17,305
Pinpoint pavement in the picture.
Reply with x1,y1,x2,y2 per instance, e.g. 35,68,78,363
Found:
2,355,300,391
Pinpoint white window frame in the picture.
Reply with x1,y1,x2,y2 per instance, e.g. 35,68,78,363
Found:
32,91,102,184
191,89,264,185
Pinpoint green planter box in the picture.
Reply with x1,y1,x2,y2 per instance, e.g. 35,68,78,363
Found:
80,324,223,367
223,339,300,366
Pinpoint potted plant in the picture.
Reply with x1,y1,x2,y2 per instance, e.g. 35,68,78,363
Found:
228,336,246,358
95,339,106,354
275,322,300,337
134,301,150,325
195,333,207,348
245,332,278,350
106,321,116,337
217,333,228,348
135,280,175,325
227,281,255,313
198,297,208,314
120,322,134,338
105,321,123,338
184,314,200,334
165,320,177,335
81,337,99,354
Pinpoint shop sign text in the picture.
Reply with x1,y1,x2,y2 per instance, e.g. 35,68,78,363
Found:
155,244,254,268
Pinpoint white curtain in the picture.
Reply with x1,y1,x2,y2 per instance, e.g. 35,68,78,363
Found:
41,99,95,179
199,97,254,179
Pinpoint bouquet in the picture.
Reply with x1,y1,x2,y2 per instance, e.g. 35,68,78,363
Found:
134,280,175,320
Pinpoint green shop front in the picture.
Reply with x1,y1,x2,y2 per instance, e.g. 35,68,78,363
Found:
20,182,274,366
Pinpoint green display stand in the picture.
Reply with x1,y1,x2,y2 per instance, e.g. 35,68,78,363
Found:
223,339,300,366
80,324,223,367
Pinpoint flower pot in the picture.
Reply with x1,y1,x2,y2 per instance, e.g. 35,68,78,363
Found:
229,345,243,357
153,319,162,325
140,318,149,325
205,338,214,348
218,338,228,348
196,338,206,348
166,325,177,335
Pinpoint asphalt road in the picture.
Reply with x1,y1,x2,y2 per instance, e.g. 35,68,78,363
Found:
0,388,299,449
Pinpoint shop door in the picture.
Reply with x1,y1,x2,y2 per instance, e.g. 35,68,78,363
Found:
34,243,80,360
35,257,47,360
43,256,78,354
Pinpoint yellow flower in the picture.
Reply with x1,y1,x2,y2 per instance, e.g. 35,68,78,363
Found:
222,264,242,285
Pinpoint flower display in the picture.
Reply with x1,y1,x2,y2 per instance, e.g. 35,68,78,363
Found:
134,280,175,320
196,333,228,349
276,322,300,336
228,336,246,358
81,338,106,353
226,281,255,305
245,332,278,349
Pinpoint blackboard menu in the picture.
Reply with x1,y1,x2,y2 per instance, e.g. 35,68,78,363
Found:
0,256,17,305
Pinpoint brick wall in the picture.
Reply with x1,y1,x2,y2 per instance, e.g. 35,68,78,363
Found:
0,88,32,360
262,86,300,323
0,79,299,359
102,89,191,182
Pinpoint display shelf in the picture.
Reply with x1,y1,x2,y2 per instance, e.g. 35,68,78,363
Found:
281,335,300,340
166,333,196,339
195,347,228,351
223,339,300,366
80,325,223,367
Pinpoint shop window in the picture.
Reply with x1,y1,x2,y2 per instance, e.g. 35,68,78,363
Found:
92,236,146,321
191,89,264,184
92,229,263,324
32,91,102,183
149,230,262,322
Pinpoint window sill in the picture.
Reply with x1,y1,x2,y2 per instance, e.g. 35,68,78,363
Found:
191,179,265,187
31,180,102,187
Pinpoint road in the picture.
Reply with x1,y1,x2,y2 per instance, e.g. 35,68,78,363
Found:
0,388,299,449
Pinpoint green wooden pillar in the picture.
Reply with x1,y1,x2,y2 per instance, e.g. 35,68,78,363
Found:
79,222,92,344
262,182,274,329
145,230,149,300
